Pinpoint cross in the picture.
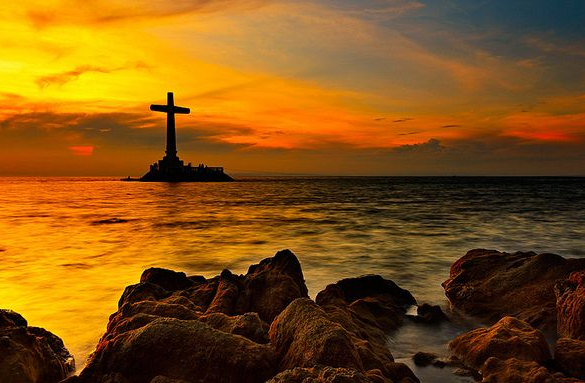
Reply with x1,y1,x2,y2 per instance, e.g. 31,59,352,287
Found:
150,92,190,159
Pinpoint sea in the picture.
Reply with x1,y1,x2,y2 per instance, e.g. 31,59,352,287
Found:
1,176,584,382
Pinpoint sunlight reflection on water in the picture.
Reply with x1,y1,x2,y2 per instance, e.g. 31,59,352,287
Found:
1,176,584,378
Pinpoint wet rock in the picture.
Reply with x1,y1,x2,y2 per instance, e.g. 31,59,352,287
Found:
236,249,309,322
481,357,582,383
556,271,585,340
316,275,416,358
199,311,269,344
117,249,308,324
449,316,551,370
269,298,418,383
318,275,416,308
265,365,385,383
76,250,422,383
412,304,448,324
555,338,585,380
75,250,311,383
443,249,585,331
412,352,439,367
178,249,309,323
0,308,74,383
140,268,194,292
118,282,170,308
149,377,191,383
270,298,372,371
0,308,28,328
80,318,276,383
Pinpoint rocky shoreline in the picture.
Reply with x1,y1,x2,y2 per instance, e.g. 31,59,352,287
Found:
2,249,585,383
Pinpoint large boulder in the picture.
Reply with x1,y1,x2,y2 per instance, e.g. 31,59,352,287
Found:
449,316,551,370
443,249,585,331
555,338,585,380
0,309,74,383
269,298,418,383
556,271,585,340
80,318,276,383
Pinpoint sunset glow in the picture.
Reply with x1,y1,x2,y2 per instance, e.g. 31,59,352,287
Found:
1,0,584,175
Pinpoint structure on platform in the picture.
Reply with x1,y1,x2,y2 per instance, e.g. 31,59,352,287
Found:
125,92,233,182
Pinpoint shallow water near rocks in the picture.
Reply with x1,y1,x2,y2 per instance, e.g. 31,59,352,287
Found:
1,176,584,382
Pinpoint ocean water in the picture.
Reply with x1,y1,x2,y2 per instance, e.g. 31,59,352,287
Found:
1,176,584,381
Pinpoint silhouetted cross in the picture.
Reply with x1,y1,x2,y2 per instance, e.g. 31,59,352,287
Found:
150,92,190,158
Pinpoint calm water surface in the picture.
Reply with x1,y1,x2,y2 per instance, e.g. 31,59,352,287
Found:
1,176,584,381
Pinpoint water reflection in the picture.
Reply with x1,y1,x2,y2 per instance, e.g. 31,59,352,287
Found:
0,176,584,376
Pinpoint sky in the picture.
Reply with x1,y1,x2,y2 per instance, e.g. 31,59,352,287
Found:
1,0,584,176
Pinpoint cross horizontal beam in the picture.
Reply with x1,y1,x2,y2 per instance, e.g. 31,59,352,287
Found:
150,104,190,114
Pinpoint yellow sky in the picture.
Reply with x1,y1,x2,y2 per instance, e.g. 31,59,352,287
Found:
1,0,585,175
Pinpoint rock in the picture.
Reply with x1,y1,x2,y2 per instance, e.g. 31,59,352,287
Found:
80,318,276,383
412,352,439,367
0,309,28,328
149,376,192,383
140,268,194,292
316,275,416,358
449,316,551,370
481,357,582,383
269,298,418,383
442,249,585,331
77,251,421,383
199,312,269,343
556,271,585,340
182,249,309,323
237,249,309,322
318,275,416,308
270,298,372,371
0,308,75,383
75,250,311,383
555,338,585,380
412,304,448,324
265,365,385,383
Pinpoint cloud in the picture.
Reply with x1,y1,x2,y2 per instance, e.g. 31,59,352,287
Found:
330,0,424,19
26,0,269,28
393,138,445,153
36,65,111,88
392,118,413,123
35,62,149,88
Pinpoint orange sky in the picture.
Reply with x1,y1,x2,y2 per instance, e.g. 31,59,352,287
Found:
1,0,585,175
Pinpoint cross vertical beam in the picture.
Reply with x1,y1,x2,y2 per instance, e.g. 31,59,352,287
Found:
150,92,191,159
165,92,177,158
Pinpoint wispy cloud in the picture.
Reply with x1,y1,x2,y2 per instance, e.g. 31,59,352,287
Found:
26,0,269,28
35,62,149,88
